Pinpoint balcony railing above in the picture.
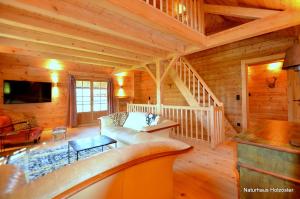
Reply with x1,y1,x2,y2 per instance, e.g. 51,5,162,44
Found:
142,0,204,33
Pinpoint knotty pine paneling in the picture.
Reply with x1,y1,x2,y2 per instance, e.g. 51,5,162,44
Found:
248,63,288,122
162,76,188,106
0,53,113,128
113,71,134,112
134,71,157,104
133,70,188,106
185,27,299,132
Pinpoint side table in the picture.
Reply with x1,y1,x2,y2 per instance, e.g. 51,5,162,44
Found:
52,127,67,141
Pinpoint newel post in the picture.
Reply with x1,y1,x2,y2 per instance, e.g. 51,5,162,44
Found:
209,105,216,148
156,59,162,114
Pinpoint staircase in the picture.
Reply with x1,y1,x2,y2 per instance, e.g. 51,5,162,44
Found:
169,57,237,135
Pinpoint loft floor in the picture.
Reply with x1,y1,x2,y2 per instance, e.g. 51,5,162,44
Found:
5,126,239,199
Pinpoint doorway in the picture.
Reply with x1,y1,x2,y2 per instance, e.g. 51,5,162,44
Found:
241,53,286,132
247,60,288,129
76,80,108,125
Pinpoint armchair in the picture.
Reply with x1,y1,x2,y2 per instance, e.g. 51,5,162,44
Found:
0,115,42,150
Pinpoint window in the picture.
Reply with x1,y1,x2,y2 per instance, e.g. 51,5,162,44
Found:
76,80,108,113
93,82,108,111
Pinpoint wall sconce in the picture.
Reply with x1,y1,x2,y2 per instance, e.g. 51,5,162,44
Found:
176,3,186,15
116,86,126,98
51,72,59,98
52,86,59,98
267,61,282,72
265,61,282,88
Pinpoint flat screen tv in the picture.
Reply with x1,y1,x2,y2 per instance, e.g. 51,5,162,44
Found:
3,80,52,104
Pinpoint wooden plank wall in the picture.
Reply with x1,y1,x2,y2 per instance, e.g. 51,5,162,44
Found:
132,28,299,132
134,70,157,104
162,76,188,106
185,27,299,132
0,53,113,128
113,72,134,112
133,70,188,106
248,63,288,123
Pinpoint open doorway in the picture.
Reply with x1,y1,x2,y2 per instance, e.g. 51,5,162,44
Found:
247,60,288,129
241,53,286,132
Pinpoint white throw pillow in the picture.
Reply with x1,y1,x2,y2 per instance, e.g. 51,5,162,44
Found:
150,115,161,126
123,112,148,131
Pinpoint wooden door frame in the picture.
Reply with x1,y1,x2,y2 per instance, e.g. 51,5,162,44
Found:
241,53,285,132
76,79,109,125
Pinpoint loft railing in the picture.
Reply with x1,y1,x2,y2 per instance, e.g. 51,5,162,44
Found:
142,0,203,33
127,103,224,148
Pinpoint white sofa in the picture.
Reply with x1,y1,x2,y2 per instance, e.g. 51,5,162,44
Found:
99,112,179,147
2,135,192,199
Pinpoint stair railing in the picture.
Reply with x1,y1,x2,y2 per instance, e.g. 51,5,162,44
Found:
174,57,223,107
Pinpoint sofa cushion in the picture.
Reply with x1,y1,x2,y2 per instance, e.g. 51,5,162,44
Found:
108,112,129,127
146,113,161,126
100,116,114,128
0,115,13,132
101,126,138,144
123,112,148,131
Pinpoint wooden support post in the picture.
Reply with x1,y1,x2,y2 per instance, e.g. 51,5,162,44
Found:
160,55,179,83
198,0,205,34
156,59,161,113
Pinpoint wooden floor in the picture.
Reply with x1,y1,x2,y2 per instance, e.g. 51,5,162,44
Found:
3,125,239,199
173,140,238,199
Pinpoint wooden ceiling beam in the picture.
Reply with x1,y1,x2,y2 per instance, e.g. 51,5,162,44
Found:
0,20,149,63
0,46,132,69
0,4,169,59
186,10,300,54
0,37,135,68
207,10,300,47
0,0,185,53
203,4,280,19
93,0,206,46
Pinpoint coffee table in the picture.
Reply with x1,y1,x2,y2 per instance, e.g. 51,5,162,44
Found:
68,135,117,163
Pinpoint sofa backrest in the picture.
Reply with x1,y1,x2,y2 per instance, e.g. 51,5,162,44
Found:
0,115,13,133
123,112,148,131
5,137,192,199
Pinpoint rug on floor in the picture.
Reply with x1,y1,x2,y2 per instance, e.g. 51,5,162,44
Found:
8,143,107,181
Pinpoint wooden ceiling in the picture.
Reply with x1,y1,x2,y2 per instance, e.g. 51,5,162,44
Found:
0,0,299,71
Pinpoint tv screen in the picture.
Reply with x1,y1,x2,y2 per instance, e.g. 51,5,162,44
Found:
3,80,52,104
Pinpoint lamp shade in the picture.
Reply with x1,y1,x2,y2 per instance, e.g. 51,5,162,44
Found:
283,43,300,71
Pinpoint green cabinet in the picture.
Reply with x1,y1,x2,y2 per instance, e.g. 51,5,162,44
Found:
235,121,300,199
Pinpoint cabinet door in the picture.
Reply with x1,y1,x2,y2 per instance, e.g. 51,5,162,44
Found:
287,71,300,122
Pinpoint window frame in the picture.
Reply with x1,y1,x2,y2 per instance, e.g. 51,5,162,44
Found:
75,80,108,113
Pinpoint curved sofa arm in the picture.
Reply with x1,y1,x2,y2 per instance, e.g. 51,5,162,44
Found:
98,116,115,129
6,138,192,199
140,120,179,133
